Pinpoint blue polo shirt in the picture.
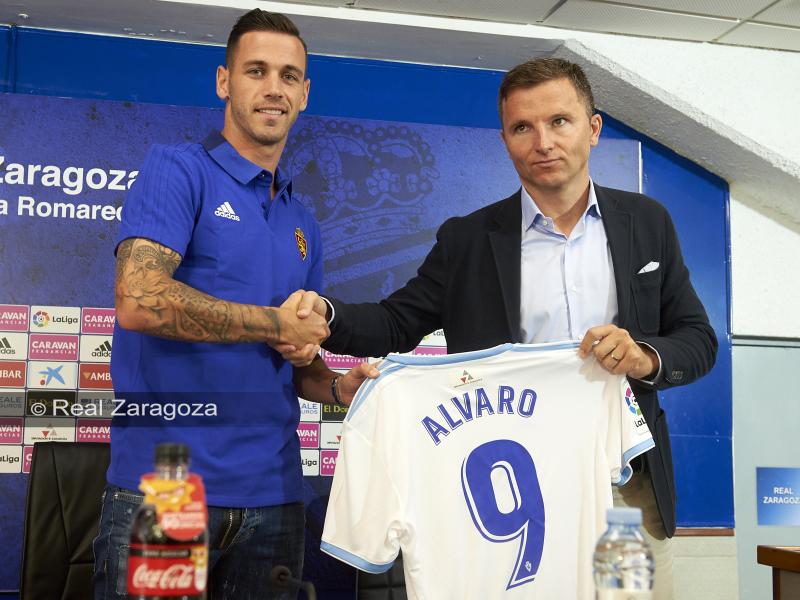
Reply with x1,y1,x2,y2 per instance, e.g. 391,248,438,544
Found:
109,132,323,507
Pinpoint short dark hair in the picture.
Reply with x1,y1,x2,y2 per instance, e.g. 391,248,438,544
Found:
226,9,308,67
498,58,595,121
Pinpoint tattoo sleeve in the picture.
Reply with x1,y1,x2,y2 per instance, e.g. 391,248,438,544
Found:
115,237,282,343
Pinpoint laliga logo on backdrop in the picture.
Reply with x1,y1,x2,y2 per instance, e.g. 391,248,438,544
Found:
32,311,50,328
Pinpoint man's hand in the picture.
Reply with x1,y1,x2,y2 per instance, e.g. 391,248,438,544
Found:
578,324,659,380
273,290,329,366
335,362,380,407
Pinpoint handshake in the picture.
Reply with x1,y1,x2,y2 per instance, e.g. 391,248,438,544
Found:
271,290,331,367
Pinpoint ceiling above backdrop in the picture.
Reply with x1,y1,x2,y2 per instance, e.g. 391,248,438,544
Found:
0,0,798,70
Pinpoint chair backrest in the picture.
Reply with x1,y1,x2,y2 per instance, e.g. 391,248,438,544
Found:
19,442,110,600
356,553,407,600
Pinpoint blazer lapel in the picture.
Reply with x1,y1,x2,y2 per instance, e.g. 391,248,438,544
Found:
488,191,523,342
596,185,633,325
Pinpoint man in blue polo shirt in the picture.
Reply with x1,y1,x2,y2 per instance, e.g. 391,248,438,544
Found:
93,10,376,600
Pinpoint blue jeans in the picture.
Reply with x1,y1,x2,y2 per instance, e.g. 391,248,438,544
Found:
92,485,305,600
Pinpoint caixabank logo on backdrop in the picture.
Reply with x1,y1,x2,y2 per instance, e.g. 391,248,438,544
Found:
0,361,27,388
23,417,76,444
0,445,23,474
0,332,29,359
79,363,113,389
29,334,79,361
81,308,116,335
26,361,78,389
29,306,81,334
0,305,29,331
79,335,112,362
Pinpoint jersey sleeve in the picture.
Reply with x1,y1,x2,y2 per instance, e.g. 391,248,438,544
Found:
116,144,199,257
606,377,655,486
321,419,403,573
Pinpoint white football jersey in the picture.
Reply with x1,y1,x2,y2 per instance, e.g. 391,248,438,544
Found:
321,342,654,600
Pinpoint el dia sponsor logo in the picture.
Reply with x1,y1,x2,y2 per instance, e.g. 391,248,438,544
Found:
320,450,338,477
299,399,321,422
321,403,348,422
81,307,116,335
26,390,77,416
0,361,27,387
80,335,112,362
0,445,23,473
76,418,111,443
0,417,23,444
29,306,80,334
301,450,319,476
23,417,76,444
296,423,320,449
320,422,343,449
27,361,78,389
0,304,29,331
0,332,28,359
0,389,25,416
22,446,33,473
29,333,79,361
79,363,113,389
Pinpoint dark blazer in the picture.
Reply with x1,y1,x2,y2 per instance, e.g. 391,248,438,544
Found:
324,184,718,537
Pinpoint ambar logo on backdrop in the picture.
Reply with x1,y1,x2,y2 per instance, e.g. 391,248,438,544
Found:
79,363,113,389
29,306,81,334
29,334,79,361
0,304,29,331
0,361,27,388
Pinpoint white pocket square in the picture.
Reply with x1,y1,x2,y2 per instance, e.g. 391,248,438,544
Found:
637,261,660,274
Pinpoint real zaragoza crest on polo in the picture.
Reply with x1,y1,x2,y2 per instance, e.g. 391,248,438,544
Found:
294,227,308,261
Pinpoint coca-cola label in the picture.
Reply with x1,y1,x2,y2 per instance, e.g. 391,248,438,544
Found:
139,473,208,541
127,543,208,596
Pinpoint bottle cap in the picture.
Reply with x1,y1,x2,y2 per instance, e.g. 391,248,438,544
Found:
606,507,642,526
155,443,190,465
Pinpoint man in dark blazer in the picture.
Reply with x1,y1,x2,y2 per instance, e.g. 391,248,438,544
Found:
283,57,716,598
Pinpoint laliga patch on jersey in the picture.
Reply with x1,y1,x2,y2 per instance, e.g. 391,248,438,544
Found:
294,227,307,261
623,383,648,432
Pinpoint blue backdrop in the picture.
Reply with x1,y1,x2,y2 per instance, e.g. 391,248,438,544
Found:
0,26,732,594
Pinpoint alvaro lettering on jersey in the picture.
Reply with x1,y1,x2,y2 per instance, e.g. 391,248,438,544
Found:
321,342,654,600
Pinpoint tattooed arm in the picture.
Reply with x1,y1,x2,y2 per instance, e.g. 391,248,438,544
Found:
114,237,329,346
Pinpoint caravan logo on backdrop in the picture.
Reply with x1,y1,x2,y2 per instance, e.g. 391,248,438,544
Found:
29,334,79,361
81,308,116,335
0,305,29,331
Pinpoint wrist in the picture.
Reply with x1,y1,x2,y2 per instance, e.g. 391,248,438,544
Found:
331,374,345,407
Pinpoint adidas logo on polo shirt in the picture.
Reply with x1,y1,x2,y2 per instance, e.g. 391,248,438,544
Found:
214,202,240,221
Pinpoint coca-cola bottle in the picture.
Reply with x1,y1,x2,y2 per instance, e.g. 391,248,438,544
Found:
127,443,209,600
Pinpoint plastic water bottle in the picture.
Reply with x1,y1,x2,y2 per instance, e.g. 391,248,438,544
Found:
593,507,654,599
